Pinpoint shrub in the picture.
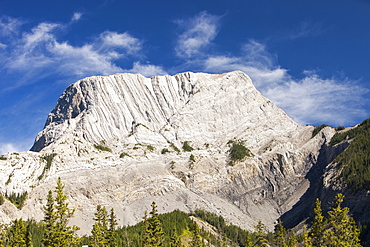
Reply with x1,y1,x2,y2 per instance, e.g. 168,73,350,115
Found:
120,152,131,158
336,126,345,131
161,148,169,154
0,194,4,205
189,154,195,163
146,145,155,151
94,144,112,152
228,140,253,166
168,142,180,153
182,141,194,152
0,155,7,160
38,153,57,180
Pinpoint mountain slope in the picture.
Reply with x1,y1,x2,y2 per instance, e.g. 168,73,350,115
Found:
0,71,341,234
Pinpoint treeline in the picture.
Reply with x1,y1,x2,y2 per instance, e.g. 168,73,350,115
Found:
0,179,366,246
329,118,370,191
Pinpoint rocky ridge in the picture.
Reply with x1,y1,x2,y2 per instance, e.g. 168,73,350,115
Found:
0,71,345,234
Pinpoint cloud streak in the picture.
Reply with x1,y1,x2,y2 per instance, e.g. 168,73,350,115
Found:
0,18,144,88
175,11,220,58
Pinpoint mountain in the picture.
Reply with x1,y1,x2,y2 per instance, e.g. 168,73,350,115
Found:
0,71,368,235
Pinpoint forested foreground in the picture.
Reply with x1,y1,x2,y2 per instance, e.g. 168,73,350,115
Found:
0,178,368,246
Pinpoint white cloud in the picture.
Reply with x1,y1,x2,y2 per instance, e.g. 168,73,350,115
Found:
100,31,142,54
1,18,144,85
0,142,27,154
288,21,323,40
0,16,23,36
71,12,83,22
127,62,167,77
175,11,220,58
201,40,368,126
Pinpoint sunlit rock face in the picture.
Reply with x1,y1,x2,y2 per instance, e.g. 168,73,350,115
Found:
1,71,338,234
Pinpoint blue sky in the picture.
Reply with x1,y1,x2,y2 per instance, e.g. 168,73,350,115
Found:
0,0,369,153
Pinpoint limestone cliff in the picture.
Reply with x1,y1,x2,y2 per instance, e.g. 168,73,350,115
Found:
0,71,350,234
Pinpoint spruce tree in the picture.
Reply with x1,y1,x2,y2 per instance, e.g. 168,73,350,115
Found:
274,219,287,247
190,221,202,247
0,223,7,247
310,198,325,246
8,218,27,247
169,229,181,247
254,220,268,246
42,177,79,246
43,190,55,246
323,193,361,247
143,201,164,247
107,208,118,247
91,205,109,246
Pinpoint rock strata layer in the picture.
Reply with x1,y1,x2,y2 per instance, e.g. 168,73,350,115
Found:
0,71,343,234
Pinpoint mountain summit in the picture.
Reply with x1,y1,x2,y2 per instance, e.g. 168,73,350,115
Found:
0,71,350,234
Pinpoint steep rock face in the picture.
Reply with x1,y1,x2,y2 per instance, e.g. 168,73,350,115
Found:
1,71,338,234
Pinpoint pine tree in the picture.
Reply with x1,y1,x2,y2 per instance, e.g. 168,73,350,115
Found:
42,177,79,246
107,208,118,247
8,218,27,247
301,225,312,247
244,232,253,247
274,219,287,247
190,221,202,247
43,190,56,246
309,198,325,246
0,223,7,247
169,228,181,247
25,223,34,247
323,193,362,247
142,201,164,247
286,229,297,247
254,220,268,246
91,205,109,246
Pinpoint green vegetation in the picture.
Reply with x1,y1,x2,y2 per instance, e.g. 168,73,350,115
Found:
0,155,7,160
5,192,28,209
146,145,155,151
329,118,370,191
0,184,366,246
38,153,57,180
119,152,131,158
182,141,194,152
169,142,180,153
94,144,112,152
312,124,329,138
189,154,195,163
336,126,345,131
228,140,253,166
161,148,169,154
0,194,4,205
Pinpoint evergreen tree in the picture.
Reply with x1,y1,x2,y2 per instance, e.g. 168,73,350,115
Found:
254,220,268,246
274,219,287,247
323,193,361,247
42,177,79,246
286,230,297,247
0,223,7,247
169,228,181,247
190,221,202,247
107,208,118,247
91,205,109,246
25,224,34,247
309,198,325,246
143,201,165,247
301,225,312,247
244,232,253,247
43,190,56,246
8,218,27,247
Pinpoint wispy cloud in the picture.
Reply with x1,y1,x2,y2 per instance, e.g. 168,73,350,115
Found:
287,21,324,40
199,39,368,126
175,11,220,58
0,17,143,88
71,12,83,22
127,62,167,77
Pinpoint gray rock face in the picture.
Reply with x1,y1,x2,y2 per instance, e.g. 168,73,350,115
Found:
1,71,338,234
